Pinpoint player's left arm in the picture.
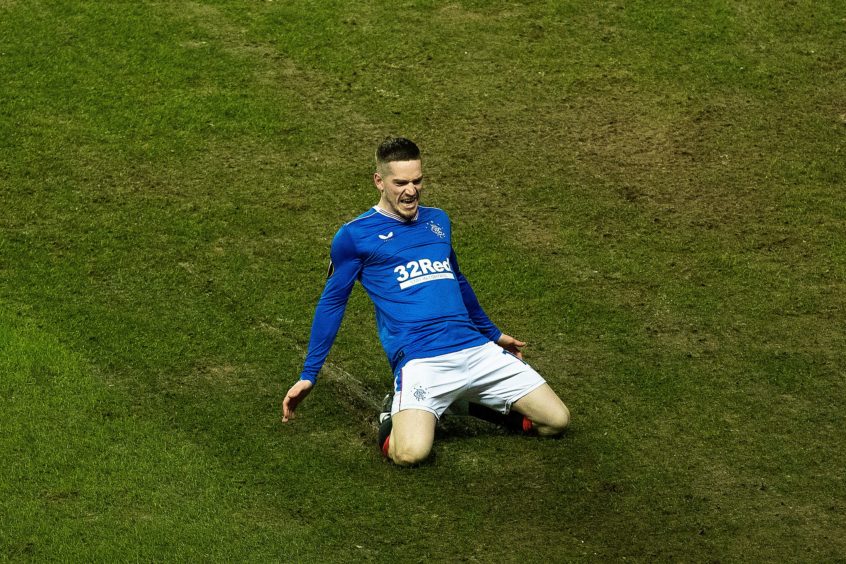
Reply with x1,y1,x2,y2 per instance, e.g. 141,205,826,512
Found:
493,333,527,359
450,247,505,342
447,217,525,357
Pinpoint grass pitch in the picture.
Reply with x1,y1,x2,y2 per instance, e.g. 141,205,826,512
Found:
1,1,844,561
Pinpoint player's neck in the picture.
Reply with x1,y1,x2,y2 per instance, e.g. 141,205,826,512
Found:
375,202,419,222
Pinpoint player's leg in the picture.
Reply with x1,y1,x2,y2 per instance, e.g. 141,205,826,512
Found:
465,342,570,437
512,383,570,437
379,353,466,465
385,408,437,466
464,401,530,432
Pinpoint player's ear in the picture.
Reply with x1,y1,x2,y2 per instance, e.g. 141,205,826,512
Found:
373,171,384,191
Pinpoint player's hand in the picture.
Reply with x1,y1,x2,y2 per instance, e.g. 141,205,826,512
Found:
497,333,526,360
282,379,314,422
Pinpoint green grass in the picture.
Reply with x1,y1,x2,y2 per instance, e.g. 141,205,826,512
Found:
2,0,844,561
0,311,317,560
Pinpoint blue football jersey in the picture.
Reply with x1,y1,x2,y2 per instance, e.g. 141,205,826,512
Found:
299,205,502,384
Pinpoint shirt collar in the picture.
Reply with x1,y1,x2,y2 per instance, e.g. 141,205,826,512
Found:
373,205,419,222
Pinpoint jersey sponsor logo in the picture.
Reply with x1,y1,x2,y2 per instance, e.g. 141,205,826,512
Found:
393,257,454,289
378,232,394,240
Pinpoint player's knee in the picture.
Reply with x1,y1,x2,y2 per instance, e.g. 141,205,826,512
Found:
537,404,570,437
391,442,432,466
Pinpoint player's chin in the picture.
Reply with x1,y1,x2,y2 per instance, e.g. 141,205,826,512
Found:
398,203,418,218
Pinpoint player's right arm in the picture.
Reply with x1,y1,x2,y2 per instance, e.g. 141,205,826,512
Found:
283,226,361,422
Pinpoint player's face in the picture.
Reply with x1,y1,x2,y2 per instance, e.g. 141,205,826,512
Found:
374,159,424,220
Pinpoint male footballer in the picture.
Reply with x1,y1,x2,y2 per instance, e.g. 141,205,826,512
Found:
282,137,570,465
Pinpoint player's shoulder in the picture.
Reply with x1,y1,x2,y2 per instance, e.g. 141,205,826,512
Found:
348,207,383,224
335,207,380,230
418,205,450,223
335,207,393,240
328,208,383,257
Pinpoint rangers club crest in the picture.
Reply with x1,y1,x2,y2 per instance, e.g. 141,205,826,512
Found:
429,221,445,239
412,384,428,401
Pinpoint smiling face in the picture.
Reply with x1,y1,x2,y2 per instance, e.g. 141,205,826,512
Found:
374,159,424,220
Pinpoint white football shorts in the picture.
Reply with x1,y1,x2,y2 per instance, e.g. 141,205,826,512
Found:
391,341,546,418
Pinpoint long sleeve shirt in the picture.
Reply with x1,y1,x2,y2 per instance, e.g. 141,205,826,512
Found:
299,205,502,384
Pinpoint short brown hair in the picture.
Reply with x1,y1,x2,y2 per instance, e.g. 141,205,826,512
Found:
376,137,421,166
